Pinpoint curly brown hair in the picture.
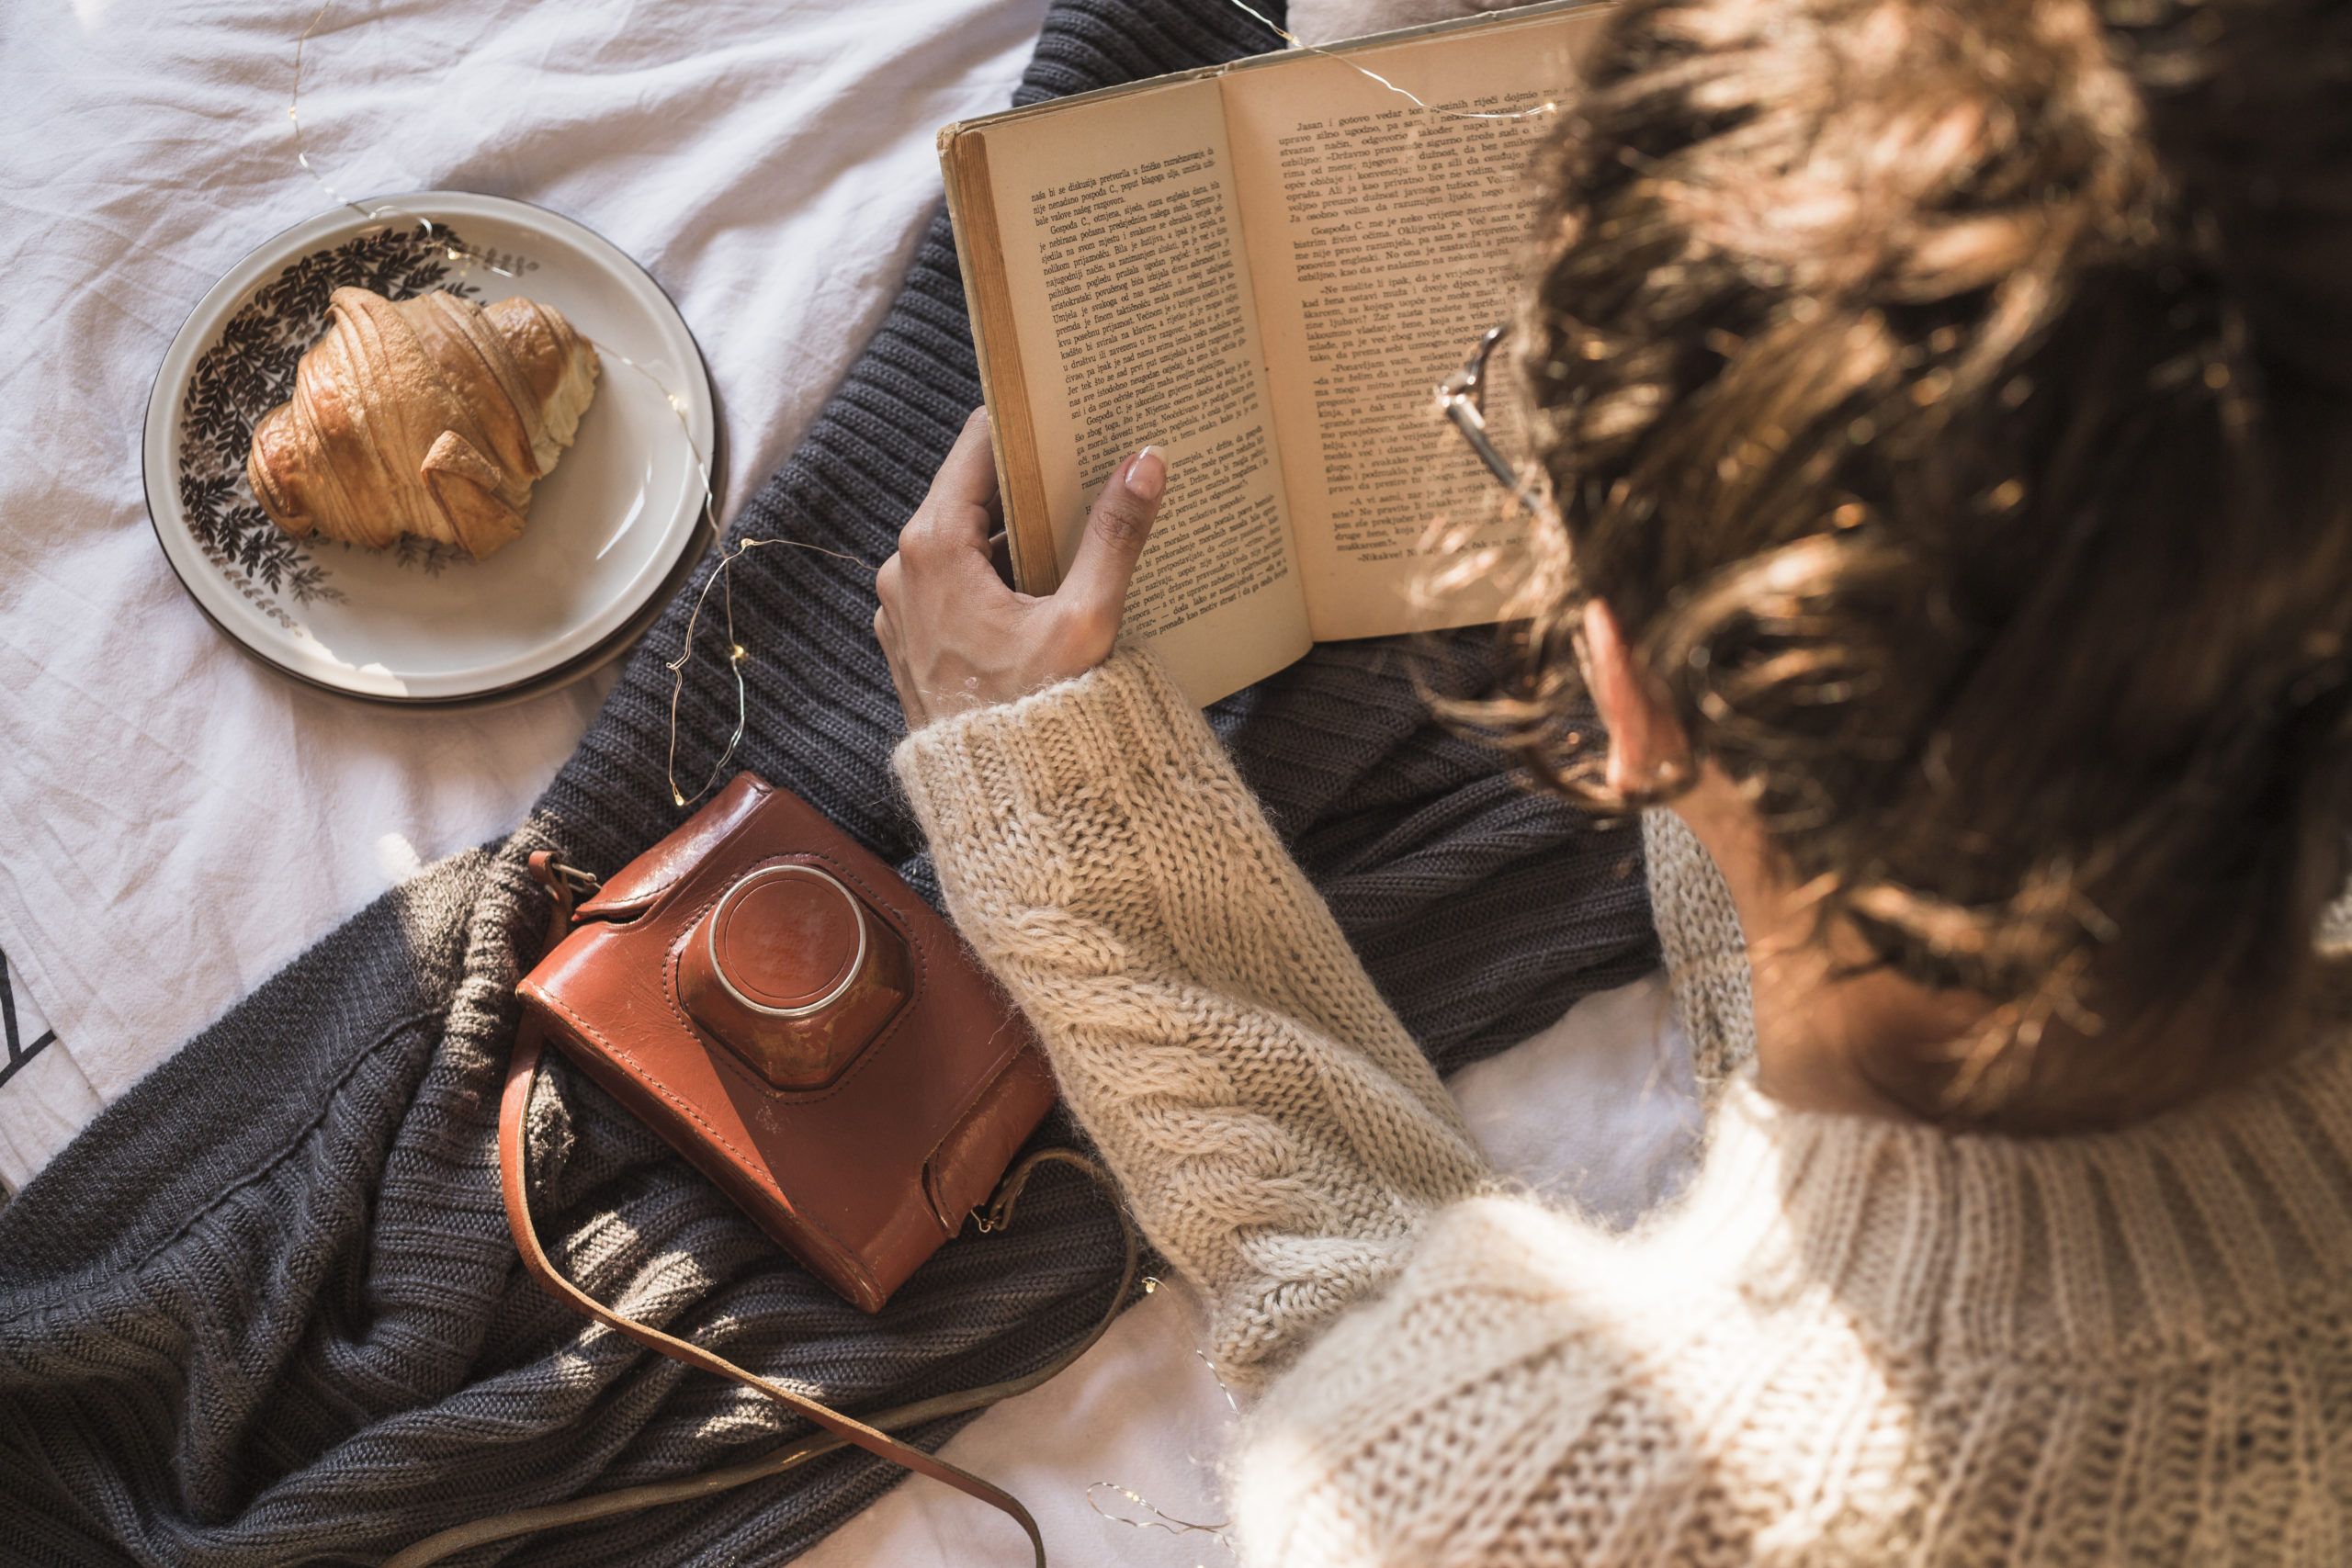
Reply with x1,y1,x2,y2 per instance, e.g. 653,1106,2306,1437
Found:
1478,0,2352,1128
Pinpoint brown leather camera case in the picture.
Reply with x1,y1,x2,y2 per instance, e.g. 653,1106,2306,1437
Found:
517,772,1055,1312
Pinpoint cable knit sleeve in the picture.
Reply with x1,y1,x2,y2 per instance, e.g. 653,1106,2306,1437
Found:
893,646,1493,1384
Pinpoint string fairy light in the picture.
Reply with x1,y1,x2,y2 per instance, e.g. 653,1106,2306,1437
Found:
280,0,885,810
1076,1276,1243,1563
288,1,514,282
1195,1345,1241,1416
660,535,873,808
1084,1483,1238,1561
1220,0,1561,121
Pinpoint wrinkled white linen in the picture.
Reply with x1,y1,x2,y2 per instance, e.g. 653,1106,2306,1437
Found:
0,0,1046,1187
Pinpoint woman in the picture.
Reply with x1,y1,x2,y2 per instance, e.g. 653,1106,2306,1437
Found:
872,0,2352,1559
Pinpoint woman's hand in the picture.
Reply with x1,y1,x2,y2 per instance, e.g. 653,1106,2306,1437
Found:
875,409,1165,729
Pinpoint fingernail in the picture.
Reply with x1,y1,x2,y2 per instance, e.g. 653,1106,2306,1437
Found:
1124,446,1166,503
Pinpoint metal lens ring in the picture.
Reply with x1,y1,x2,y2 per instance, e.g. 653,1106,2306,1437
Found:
705,863,867,1019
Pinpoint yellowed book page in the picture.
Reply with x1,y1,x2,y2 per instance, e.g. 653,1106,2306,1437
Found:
1222,9,1606,641
971,79,1312,705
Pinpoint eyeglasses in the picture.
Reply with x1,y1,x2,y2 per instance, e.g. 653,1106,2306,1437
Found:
1436,322,1540,513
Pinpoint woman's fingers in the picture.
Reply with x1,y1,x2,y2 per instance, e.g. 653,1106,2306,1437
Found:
876,430,1166,731
1057,446,1165,645
899,409,1003,562
936,407,1001,503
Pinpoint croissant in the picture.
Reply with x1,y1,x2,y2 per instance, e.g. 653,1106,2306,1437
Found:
245,287,600,558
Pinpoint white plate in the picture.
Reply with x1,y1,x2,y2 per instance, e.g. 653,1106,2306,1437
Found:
142,191,718,705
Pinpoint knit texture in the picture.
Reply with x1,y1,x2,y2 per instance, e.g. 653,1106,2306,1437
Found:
1643,809,1756,1099
897,646,2352,1566
0,3,1659,1562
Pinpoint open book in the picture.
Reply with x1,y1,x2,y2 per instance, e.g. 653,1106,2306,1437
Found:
940,1,1608,703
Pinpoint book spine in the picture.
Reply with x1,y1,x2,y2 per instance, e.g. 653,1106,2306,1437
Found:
938,126,1059,595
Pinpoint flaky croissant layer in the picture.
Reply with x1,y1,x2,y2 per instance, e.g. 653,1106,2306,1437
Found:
245,287,600,559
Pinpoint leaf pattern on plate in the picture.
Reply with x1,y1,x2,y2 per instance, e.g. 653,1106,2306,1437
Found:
175,223,505,618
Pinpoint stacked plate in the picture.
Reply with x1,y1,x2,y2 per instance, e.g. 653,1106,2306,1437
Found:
142,191,721,707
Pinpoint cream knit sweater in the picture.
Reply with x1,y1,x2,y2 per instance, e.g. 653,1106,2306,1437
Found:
896,648,2352,1566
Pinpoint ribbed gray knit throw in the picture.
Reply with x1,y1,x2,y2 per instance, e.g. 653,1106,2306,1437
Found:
0,3,1656,1562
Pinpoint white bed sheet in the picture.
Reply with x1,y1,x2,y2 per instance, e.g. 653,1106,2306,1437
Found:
0,0,1047,1188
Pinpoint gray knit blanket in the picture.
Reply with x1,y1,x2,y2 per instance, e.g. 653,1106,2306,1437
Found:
0,4,1655,1562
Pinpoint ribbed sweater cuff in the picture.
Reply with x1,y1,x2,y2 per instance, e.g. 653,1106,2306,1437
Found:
892,645,1222,844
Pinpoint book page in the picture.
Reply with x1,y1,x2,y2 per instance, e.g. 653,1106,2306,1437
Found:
960,79,1312,705
1222,9,1605,641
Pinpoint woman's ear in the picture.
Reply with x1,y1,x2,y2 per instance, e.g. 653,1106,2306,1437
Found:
1582,598,1688,795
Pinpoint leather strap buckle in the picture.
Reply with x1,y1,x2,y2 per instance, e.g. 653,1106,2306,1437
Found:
543,859,602,898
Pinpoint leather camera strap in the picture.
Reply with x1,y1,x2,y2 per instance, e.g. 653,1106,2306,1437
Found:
383,854,1140,1568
